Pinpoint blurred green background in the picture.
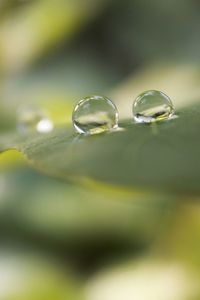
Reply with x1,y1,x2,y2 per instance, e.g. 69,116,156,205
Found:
0,0,200,299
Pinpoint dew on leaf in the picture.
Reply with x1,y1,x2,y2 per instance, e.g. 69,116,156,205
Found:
17,106,54,134
72,95,119,135
133,90,174,123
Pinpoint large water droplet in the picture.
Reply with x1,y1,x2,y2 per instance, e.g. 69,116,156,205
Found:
72,95,119,135
133,90,174,123
17,106,54,134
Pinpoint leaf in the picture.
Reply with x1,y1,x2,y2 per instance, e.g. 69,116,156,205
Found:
1,102,198,195
0,0,110,72
1,167,172,246
0,133,19,153
0,250,81,300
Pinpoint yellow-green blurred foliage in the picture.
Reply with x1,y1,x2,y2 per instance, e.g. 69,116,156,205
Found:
0,0,200,299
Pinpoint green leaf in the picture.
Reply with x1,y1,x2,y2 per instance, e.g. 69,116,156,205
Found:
0,133,19,153
0,250,81,300
1,103,200,194
0,0,110,72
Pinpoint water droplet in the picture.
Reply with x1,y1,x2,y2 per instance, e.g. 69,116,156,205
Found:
17,106,54,134
72,95,119,134
133,90,174,123
36,119,54,133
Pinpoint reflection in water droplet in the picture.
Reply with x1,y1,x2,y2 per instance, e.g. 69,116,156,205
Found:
72,95,119,135
133,90,174,123
17,106,54,134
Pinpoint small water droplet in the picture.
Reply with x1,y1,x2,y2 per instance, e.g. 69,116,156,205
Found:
17,106,54,134
72,95,119,135
36,119,54,133
133,90,174,123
